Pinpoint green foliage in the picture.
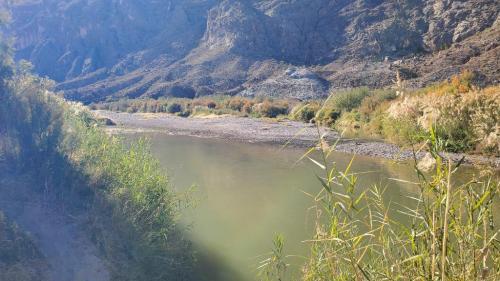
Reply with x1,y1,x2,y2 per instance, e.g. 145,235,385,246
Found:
358,89,397,120
0,71,193,280
291,103,320,122
329,87,371,113
267,130,499,281
381,116,427,145
258,234,288,281
166,102,183,113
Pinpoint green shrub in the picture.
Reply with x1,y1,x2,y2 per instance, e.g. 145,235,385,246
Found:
358,89,397,120
207,101,217,109
0,70,193,279
382,116,426,145
291,103,320,122
316,107,341,126
166,103,182,113
330,87,370,113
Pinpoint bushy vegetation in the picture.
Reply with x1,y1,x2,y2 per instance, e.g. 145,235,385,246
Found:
260,129,500,281
290,102,321,123
166,102,183,113
92,95,295,118
310,72,498,156
92,75,497,156
375,72,499,155
0,58,193,280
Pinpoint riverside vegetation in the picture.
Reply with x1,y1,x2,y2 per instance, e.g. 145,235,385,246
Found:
0,27,193,280
259,129,499,280
92,71,499,156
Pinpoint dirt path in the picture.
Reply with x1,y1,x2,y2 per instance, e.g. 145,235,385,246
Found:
96,110,500,168
0,175,110,281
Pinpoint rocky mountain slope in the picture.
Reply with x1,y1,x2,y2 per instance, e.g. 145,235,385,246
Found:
3,0,499,102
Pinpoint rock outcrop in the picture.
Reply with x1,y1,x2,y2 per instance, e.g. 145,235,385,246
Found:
2,0,499,102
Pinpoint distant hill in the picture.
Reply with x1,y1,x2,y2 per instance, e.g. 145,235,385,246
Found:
3,0,499,103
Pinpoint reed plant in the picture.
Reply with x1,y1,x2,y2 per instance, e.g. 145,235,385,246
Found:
261,126,499,280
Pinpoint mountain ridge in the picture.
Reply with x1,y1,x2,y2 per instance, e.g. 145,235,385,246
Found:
3,0,499,103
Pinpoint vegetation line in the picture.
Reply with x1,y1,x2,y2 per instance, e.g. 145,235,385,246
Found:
92,71,499,157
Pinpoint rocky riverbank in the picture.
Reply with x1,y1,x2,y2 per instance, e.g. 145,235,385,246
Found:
94,110,500,168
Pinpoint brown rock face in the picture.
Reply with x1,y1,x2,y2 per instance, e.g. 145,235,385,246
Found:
2,0,499,102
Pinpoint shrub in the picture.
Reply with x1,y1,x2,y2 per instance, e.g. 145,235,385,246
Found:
207,101,217,109
176,109,191,117
0,71,194,279
166,103,182,113
330,87,370,113
241,100,255,114
383,84,499,154
254,100,289,118
382,116,426,145
227,97,247,111
420,70,475,96
358,89,397,120
291,103,320,122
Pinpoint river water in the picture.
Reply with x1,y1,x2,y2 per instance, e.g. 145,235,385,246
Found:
131,133,473,281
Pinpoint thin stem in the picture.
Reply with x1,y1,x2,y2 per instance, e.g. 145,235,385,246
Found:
441,160,452,281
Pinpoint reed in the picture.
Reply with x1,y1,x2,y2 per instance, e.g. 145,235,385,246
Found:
260,126,499,280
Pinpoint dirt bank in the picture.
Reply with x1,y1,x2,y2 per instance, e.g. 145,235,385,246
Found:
95,110,500,168
0,174,110,281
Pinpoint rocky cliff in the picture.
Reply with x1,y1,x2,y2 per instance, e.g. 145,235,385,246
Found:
3,0,499,102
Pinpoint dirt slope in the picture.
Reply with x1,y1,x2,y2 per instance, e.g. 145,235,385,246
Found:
0,174,110,281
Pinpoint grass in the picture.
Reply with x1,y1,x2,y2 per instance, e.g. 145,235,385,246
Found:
259,126,499,281
0,60,194,280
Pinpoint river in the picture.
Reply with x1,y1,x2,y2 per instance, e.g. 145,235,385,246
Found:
128,133,475,281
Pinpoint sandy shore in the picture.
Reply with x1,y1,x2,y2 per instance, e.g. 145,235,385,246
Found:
95,110,500,168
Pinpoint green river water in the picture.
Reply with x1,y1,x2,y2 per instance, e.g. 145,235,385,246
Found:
132,133,475,281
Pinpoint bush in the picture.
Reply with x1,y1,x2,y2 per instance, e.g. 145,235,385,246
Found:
330,87,370,113
384,85,499,154
241,100,255,114
358,89,397,120
422,70,475,95
227,97,246,111
254,100,289,118
0,71,194,279
166,103,182,113
207,101,217,109
176,109,191,117
381,116,426,145
291,103,320,122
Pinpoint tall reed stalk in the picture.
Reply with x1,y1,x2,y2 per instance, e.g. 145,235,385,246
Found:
261,125,499,281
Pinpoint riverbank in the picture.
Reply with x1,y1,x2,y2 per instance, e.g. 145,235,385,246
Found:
95,110,500,168
0,172,110,281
